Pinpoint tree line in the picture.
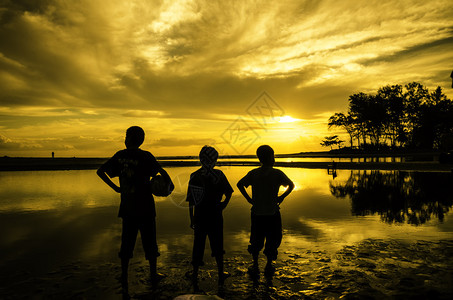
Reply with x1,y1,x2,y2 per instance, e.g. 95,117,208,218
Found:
323,82,453,151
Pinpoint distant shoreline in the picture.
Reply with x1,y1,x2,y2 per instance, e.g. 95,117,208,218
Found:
1,155,452,172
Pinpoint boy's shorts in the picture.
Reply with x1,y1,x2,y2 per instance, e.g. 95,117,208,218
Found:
191,214,225,266
248,211,282,261
119,216,160,260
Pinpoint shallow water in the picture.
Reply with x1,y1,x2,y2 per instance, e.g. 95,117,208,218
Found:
0,167,452,299
172,156,406,163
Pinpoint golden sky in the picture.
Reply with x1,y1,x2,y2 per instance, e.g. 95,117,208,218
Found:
1,0,452,157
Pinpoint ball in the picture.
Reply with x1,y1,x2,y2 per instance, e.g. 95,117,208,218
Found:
150,175,173,197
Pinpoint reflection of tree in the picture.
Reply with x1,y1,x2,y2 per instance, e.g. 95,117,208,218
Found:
330,170,453,225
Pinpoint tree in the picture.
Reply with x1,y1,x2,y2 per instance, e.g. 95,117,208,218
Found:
378,85,405,147
320,135,344,150
408,85,450,149
403,82,428,148
427,87,453,149
366,94,387,146
348,92,369,147
328,112,355,147
325,81,453,151
349,93,386,147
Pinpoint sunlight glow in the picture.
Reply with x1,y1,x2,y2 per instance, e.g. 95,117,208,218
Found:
279,115,300,123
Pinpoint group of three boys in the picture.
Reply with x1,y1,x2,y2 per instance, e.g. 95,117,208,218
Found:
97,126,294,288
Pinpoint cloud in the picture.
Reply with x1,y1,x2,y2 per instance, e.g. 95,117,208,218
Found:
0,134,21,150
150,137,216,147
121,110,169,118
0,134,69,152
0,0,452,156
1,0,451,109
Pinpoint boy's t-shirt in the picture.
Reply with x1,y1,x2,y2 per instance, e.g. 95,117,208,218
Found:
240,166,293,216
186,168,233,218
100,148,161,218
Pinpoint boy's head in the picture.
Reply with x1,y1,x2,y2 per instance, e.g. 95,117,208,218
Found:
199,145,218,169
256,145,275,166
125,126,145,148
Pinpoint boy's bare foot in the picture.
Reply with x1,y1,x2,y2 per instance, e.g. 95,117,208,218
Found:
184,270,194,279
120,272,128,286
185,270,199,284
247,264,260,276
120,273,129,298
218,271,231,285
264,264,275,277
150,272,166,283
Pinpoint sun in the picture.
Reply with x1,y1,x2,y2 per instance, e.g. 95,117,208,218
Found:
279,115,300,123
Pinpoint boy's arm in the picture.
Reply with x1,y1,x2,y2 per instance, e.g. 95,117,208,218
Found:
237,178,253,205
187,174,195,229
220,191,233,210
220,173,234,210
189,205,195,229
277,180,295,205
96,168,121,193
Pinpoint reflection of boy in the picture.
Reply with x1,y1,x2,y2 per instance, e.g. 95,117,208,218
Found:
97,126,171,288
186,146,233,285
237,145,294,276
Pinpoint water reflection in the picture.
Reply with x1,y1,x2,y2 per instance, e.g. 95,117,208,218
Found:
0,170,120,211
330,170,453,225
160,156,407,163
276,156,405,163
1,168,453,286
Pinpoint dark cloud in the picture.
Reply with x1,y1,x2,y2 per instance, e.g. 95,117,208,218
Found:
359,35,453,66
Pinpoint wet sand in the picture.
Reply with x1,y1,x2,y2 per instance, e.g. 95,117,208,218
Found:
1,239,452,299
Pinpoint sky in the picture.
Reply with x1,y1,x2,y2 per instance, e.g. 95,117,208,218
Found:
0,0,452,157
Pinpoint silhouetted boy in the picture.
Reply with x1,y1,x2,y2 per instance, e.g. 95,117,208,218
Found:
237,145,294,276
186,146,233,286
97,126,171,288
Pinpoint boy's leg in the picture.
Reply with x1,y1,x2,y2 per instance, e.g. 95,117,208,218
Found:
148,256,165,283
208,215,229,285
119,218,139,283
263,211,282,276
120,217,139,259
121,258,129,287
192,223,207,281
248,213,265,274
139,217,163,281
215,255,231,285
